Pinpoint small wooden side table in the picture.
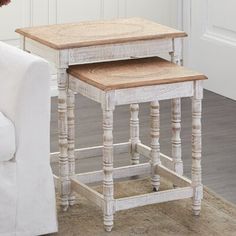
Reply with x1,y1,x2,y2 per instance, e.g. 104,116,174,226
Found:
67,56,207,231
16,17,187,210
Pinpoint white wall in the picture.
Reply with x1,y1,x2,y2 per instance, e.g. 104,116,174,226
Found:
182,0,236,100
0,0,179,95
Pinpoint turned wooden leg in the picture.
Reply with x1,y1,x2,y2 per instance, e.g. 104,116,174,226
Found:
103,108,114,231
192,81,203,216
130,104,140,165
170,41,183,175
67,89,75,206
171,98,183,175
150,101,161,192
58,68,69,211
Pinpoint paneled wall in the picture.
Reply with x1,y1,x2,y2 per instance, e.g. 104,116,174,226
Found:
182,0,236,100
0,0,179,95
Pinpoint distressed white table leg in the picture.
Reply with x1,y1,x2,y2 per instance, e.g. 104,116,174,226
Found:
150,101,161,191
171,38,183,66
57,68,69,211
171,98,183,175
102,105,115,231
170,38,183,175
67,89,76,206
192,81,203,216
130,104,140,165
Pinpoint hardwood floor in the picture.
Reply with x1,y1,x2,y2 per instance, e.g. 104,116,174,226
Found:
50,90,236,204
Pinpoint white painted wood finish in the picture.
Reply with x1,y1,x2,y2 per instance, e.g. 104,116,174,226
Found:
75,163,151,185
65,164,194,215
68,38,173,65
156,165,191,187
23,37,174,97
102,106,115,231
191,81,203,216
183,0,236,100
50,142,130,163
67,89,75,206
170,38,183,175
67,162,191,188
150,101,161,191
70,177,104,209
136,143,177,171
130,104,140,165
57,67,70,211
69,78,194,106
171,98,183,174
115,187,193,212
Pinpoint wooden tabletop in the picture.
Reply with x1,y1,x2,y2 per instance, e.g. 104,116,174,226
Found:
68,57,207,91
16,18,187,50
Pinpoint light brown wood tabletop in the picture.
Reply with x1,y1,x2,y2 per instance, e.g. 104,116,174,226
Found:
16,17,187,49
68,57,207,91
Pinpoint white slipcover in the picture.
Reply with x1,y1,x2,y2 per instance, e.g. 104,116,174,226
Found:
0,42,58,236
0,112,16,161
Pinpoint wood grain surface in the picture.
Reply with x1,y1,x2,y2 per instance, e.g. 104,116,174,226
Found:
16,17,187,49
68,57,207,91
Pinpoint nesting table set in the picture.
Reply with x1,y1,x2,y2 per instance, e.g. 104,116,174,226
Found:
16,17,207,231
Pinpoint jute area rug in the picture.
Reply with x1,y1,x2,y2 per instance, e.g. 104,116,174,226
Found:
51,177,236,236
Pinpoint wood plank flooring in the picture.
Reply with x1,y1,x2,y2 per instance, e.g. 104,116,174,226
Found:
50,90,236,204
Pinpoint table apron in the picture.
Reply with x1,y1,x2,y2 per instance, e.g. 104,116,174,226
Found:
68,77,194,107
68,38,173,65
114,81,193,105
24,37,174,67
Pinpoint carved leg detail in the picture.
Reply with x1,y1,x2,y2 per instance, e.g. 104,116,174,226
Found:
130,104,140,165
171,98,183,175
150,101,161,192
170,45,183,175
58,68,69,211
103,108,114,231
67,89,75,206
192,86,203,216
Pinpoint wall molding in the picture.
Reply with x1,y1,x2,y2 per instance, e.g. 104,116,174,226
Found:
1,0,180,96
181,0,191,66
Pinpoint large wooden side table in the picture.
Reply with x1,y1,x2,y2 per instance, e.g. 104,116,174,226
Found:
16,17,187,210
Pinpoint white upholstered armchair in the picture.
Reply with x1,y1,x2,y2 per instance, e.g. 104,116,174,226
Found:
0,42,57,236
